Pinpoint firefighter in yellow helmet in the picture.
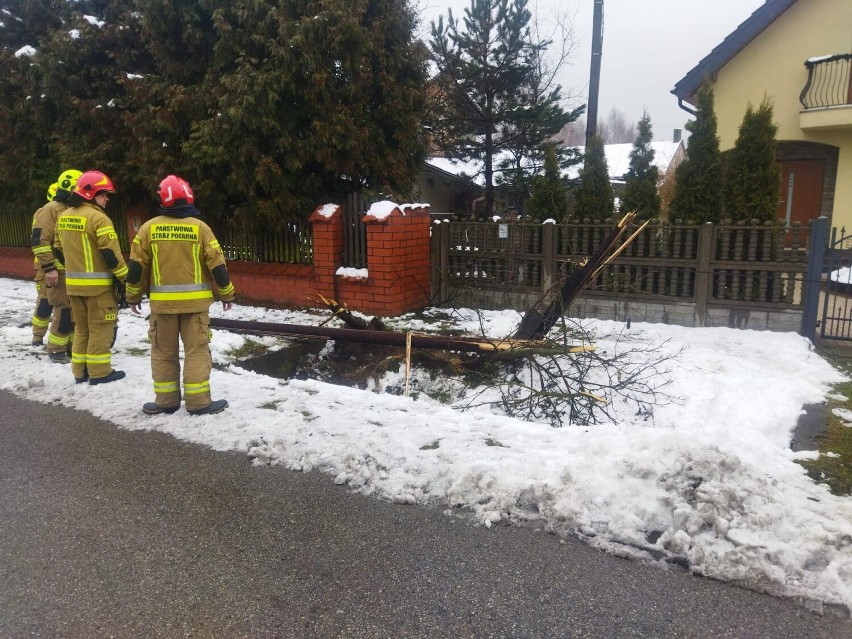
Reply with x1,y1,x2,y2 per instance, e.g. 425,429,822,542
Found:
30,169,82,361
55,170,128,385
126,175,235,415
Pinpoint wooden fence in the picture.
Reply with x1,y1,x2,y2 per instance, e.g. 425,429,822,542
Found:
431,217,812,330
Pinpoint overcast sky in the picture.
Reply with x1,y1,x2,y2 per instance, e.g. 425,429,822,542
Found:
417,0,766,141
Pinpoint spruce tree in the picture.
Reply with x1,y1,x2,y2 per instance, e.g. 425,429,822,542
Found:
526,144,568,222
620,112,660,220
670,84,723,223
574,135,614,221
723,98,780,223
429,0,576,218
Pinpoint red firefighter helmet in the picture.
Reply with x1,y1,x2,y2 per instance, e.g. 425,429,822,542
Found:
73,170,116,201
157,175,195,208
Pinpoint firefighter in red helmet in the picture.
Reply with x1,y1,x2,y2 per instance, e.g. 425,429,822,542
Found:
55,170,128,384
126,175,235,415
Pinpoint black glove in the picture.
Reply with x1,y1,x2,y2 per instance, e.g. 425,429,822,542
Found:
113,277,128,310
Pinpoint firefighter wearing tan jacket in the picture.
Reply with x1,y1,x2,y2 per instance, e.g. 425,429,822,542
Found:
30,169,81,358
56,170,129,385
126,175,235,416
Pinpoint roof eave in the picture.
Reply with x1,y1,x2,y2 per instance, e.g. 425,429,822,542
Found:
671,0,797,101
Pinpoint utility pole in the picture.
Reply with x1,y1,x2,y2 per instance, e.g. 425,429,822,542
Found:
585,0,604,146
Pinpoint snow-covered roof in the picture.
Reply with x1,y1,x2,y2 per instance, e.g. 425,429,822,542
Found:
426,157,483,185
565,141,684,182
429,140,684,186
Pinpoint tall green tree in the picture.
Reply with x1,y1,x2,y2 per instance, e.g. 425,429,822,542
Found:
39,2,153,200
0,0,79,206
620,112,660,220
670,84,723,223
118,0,224,198
186,0,428,223
1,0,428,223
723,98,780,223
526,143,568,222
429,0,577,218
574,135,613,221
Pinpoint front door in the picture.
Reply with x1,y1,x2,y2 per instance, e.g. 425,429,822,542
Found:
776,159,825,226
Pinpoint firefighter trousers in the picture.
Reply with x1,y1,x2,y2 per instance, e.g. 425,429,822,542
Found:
45,273,72,356
69,290,119,381
32,272,51,342
148,311,212,412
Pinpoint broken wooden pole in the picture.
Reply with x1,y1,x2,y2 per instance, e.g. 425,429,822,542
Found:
209,318,537,354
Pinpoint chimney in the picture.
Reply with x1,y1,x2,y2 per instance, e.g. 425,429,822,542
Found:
673,128,682,144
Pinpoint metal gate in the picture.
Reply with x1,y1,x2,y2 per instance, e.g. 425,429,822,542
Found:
342,191,369,269
819,223,852,340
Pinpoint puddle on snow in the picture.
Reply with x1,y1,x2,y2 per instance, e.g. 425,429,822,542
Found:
235,339,326,379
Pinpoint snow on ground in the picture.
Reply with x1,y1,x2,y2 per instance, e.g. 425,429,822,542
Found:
0,276,850,611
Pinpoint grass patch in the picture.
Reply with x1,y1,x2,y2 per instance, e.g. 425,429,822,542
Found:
420,440,440,450
799,344,852,495
226,338,268,360
126,347,148,356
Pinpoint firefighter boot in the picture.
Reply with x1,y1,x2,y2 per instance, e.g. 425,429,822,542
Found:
89,369,126,385
188,399,228,416
142,402,180,415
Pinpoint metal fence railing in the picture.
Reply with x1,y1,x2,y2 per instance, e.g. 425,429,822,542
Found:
0,201,312,266
213,219,313,264
800,53,852,109
342,191,369,269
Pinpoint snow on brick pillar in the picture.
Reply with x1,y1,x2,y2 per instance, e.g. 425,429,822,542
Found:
363,202,431,316
308,203,344,300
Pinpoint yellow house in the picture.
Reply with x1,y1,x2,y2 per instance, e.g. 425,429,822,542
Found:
672,0,852,231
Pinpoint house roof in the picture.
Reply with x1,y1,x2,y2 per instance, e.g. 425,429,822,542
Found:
428,140,684,186
671,0,797,104
565,141,684,183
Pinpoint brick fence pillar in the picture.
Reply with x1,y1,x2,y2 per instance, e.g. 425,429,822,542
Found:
308,203,344,301
364,204,432,316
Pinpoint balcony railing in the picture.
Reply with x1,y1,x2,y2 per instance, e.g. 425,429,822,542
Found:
799,53,852,109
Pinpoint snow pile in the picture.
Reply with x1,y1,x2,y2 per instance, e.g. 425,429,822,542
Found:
0,277,849,611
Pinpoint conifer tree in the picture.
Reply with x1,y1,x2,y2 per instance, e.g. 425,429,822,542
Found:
186,0,428,223
0,0,77,205
670,84,723,223
526,143,568,222
723,98,780,223
574,135,613,221
620,112,660,220
37,1,154,199
117,0,224,197
429,0,576,218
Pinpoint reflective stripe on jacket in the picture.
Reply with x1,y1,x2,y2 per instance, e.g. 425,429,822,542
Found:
31,200,68,273
127,214,233,314
56,202,127,296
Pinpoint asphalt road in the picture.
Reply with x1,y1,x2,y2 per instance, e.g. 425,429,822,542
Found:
0,390,847,638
